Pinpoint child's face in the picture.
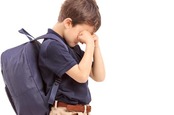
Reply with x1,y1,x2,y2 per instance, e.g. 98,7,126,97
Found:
64,23,94,47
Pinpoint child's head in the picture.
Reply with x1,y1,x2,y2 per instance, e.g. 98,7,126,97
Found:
58,0,101,32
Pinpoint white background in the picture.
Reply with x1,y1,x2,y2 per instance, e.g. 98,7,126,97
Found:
0,0,174,115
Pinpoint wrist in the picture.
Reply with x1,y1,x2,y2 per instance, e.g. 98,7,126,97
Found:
86,43,95,49
86,40,95,47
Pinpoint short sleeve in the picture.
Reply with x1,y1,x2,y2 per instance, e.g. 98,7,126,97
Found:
40,39,77,77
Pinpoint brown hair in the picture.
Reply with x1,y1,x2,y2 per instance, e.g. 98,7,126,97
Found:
58,0,101,32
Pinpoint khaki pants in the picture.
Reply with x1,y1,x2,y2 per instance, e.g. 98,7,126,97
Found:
49,106,90,115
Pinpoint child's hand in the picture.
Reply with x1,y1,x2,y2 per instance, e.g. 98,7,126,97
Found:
92,34,99,48
78,30,94,46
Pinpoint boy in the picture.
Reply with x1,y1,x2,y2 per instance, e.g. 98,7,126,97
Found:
39,0,105,114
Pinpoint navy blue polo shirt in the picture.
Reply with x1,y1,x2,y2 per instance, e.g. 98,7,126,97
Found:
39,29,91,105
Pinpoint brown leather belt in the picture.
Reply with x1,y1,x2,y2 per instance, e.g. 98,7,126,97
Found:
54,101,91,113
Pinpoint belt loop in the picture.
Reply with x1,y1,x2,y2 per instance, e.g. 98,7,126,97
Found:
54,100,58,109
84,105,87,113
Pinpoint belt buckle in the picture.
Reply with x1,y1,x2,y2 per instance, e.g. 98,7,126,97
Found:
83,105,87,113
54,100,58,108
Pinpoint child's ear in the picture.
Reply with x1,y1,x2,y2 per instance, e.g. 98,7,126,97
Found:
63,18,72,29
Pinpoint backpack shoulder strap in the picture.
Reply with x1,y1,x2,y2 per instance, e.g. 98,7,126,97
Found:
34,33,69,51
19,28,68,51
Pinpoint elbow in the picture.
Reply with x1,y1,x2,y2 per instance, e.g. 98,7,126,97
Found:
98,76,105,82
77,74,89,83
92,72,105,82
91,68,105,82
94,75,105,82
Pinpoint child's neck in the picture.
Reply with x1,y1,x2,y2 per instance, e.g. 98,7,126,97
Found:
52,22,64,38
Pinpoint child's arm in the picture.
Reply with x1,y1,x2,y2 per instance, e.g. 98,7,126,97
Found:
90,35,105,82
66,30,95,83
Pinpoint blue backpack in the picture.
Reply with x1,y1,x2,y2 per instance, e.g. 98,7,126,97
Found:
1,28,68,115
